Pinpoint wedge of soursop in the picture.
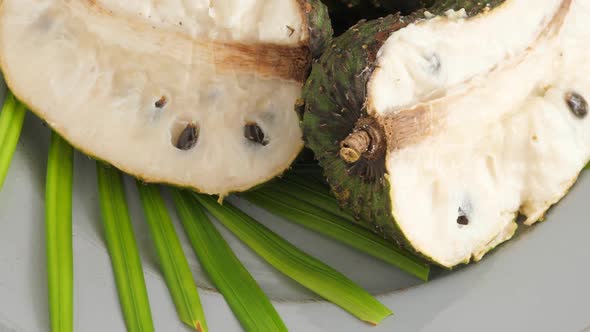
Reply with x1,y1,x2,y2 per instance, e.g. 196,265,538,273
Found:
0,0,332,196
304,0,589,267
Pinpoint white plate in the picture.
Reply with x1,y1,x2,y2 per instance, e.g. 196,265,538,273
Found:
0,77,589,332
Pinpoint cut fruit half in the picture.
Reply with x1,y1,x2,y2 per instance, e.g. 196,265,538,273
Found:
304,0,590,267
0,0,332,195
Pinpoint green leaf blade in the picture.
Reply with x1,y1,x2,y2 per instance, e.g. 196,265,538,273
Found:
265,177,355,223
242,187,430,281
97,164,154,332
0,90,26,189
196,194,393,325
45,132,74,332
171,189,287,332
136,183,207,332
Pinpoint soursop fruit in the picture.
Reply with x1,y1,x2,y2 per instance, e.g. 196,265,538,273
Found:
0,0,332,196
304,0,589,267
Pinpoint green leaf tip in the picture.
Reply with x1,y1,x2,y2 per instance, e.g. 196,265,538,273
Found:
195,320,204,332
171,189,287,332
196,193,393,325
136,182,208,332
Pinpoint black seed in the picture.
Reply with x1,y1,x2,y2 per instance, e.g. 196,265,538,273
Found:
457,206,470,226
565,91,588,118
155,96,168,108
176,124,199,150
457,215,469,226
244,123,268,146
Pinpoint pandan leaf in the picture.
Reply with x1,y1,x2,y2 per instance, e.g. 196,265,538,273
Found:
195,194,393,325
136,183,208,331
242,188,430,282
171,189,287,332
45,132,74,332
96,164,154,332
0,90,26,189
264,177,356,223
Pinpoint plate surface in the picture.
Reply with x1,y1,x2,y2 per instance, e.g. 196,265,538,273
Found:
0,77,589,332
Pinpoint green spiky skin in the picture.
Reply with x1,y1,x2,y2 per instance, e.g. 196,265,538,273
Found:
306,0,334,58
322,0,424,34
303,1,506,264
324,0,482,35
339,0,433,12
303,13,412,252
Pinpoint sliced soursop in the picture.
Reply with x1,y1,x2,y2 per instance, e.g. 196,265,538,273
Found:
0,0,331,196
304,0,589,267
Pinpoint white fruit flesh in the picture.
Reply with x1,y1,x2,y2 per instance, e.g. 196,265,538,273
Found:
0,0,308,195
90,0,306,43
369,0,564,112
369,0,590,267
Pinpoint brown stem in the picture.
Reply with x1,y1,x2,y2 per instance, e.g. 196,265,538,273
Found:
340,130,371,163
339,117,386,164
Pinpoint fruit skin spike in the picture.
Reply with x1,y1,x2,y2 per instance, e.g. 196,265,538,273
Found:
303,0,590,267
0,0,332,196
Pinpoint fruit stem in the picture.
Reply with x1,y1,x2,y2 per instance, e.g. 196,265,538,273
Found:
340,131,371,163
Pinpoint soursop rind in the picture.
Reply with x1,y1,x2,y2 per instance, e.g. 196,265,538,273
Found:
305,0,335,58
325,0,501,35
323,0,429,35
304,14,414,247
340,0,434,12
